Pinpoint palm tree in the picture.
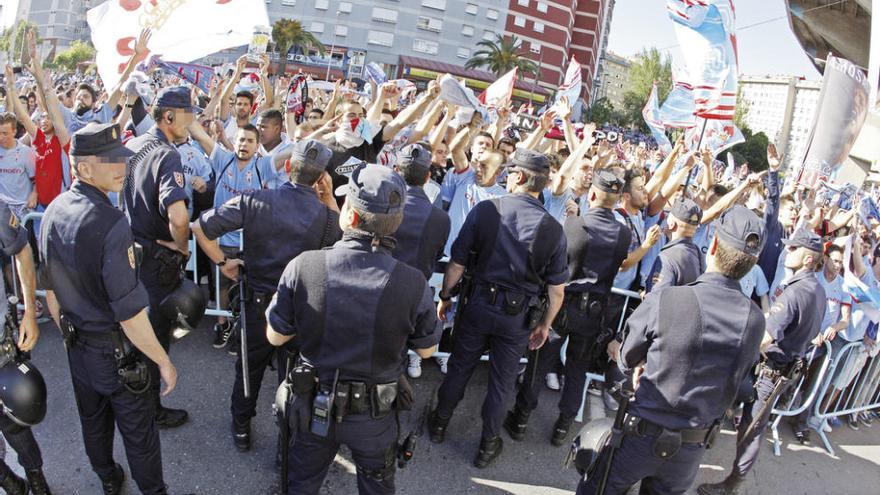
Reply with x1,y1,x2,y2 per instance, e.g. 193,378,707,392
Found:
272,19,326,76
465,34,538,78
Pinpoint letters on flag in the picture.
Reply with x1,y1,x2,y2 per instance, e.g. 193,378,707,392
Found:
88,0,270,90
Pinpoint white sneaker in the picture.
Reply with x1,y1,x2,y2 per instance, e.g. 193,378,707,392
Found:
436,356,449,375
407,354,422,378
545,373,561,391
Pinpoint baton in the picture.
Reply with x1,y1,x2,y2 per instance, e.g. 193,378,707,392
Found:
239,256,250,399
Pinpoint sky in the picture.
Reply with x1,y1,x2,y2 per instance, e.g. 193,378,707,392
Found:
607,0,822,80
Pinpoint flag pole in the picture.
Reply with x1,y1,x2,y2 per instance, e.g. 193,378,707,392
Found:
682,118,708,194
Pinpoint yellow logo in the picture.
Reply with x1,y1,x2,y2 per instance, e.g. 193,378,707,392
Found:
8,213,18,229
128,246,136,269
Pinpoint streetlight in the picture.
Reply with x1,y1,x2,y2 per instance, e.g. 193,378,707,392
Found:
325,10,341,81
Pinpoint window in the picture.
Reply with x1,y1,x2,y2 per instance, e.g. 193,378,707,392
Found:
413,39,439,55
314,0,328,9
465,3,477,15
372,7,398,23
339,1,352,13
368,30,395,47
537,1,548,13
517,0,529,6
530,42,541,53
514,16,525,27
534,22,544,33
482,30,495,41
310,21,324,33
487,8,498,20
335,25,348,36
281,0,295,5
461,24,474,36
457,47,471,58
421,0,446,10
416,16,443,32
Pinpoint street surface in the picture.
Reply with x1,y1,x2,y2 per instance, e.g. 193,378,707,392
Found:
14,320,880,494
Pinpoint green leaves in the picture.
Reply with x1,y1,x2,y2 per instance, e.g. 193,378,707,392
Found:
464,34,537,78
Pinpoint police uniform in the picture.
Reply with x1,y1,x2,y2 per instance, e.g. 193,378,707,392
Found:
698,229,826,495
646,199,705,293
579,206,767,495
267,164,440,494
391,144,451,280
0,199,49,495
123,87,193,427
429,149,569,466
40,124,167,494
196,140,341,450
506,171,632,445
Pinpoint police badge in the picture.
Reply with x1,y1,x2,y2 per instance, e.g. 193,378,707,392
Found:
8,212,18,229
128,246,136,269
174,172,185,187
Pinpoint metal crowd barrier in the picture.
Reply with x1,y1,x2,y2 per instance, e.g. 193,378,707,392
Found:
809,341,880,457
768,340,833,457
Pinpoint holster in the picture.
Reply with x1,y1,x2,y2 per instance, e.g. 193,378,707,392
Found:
502,289,526,316
371,381,398,418
152,243,186,286
59,315,77,348
395,375,415,411
525,295,548,330
109,327,150,394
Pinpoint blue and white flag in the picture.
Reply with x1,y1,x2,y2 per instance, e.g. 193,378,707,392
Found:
642,83,673,153
659,81,697,128
685,117,744,156
843,235,880,322
365,62,387,85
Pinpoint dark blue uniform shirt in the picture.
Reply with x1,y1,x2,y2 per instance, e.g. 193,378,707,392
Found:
40,181,149,332
620,272,765,429
123,127,189,246
563,207,632,295
198,182,341,294
646,237,706,293
392,185,450,279
0,200,28,257
268,234,441,385
451,193,568,296
764,270,826,368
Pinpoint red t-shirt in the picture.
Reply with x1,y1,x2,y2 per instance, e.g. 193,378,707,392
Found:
32,128,70,207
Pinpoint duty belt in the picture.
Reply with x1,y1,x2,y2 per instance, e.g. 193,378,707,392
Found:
473,282,532,315
623,414,717,445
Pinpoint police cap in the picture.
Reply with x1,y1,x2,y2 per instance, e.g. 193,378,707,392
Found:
593,169,623,194
70,123,134,159
345,163,406,215
155,86,202,113
396,143,432,174
670,198,703,226
291,139,332,170
509,148,550,174
782,228,823,254
715,205,765,257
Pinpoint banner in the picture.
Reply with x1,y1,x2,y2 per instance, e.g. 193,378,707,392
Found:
842,234,880,323
478,68,517,108
666,0,738,120
642,83,673,153
685,117,744,156
141,55,214,94
556,56,582,104
658,81,697,128
365,62,387,85
797,56,871,187
88,0,270,90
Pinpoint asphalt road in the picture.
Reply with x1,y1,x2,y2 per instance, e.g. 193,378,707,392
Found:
9,319,880,494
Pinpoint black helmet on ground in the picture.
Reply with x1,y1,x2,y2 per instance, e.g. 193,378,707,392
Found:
564,417,614,478
0,359,48,430
158,279,207,331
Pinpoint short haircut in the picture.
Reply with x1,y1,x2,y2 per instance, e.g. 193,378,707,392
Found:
352,205,404,237
826,243,843,257
546,153,563,173
474,131,495,147
381,108,394,116
513,167,549,193
238,123,260,140
0,112,18,129
289,159,325,187
498,137,518,149
259,109,283,128
711,184,729,197
779,194,795,206
76,83,97,101
26,91,36,100
151,106,174,121
591,187,620,209
309,108,324,118
235,90,254,105
622,168,644,195
715,237,758,279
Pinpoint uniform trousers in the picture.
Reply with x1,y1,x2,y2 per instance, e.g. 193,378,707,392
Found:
230,299,289,424
732,372,779,478
577,429,706,495
0,415,43,477
141,254,181,409
67,339,165,494
435,293,532,440
287,402,397,495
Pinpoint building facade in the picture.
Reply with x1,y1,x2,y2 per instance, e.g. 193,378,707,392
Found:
593,50,629,109
16,0,91,54
738,75,821,167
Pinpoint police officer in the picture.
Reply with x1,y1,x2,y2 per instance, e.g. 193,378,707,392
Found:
0,198,49,495
698,228,826,495
645,198,705,293
123,86,194,428
40,123,178,495
266,163,441,494
428,149,569,468
578,205,767,495
191,139,342,452
505,170,632,446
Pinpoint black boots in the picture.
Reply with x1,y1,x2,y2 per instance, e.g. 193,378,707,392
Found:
156,405,189,429
697,474,746,495
473,436,504,468
233,419,251,452
551,415,574,446
26,468,52,495
503,407,531,441
427,411,450,444
100,464,125,495
0,463,28,495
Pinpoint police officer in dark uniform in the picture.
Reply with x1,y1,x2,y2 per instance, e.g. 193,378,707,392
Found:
266,163,441,494
578,205,767,495
123,86,194,428
391,143,450,280
191,139,342,452
428,149,569,468
40,123,178,495
0,198,50,495
504,170,632,446
645,198,705,293
698,229,826,495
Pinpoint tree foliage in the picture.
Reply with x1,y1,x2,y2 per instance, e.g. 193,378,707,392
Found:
619,48,673,131
588,97,615,126
465,34,538,78
272,19,325,76
49,41,96,72
731,126,770,171
733,88,750,131
0,21,39,60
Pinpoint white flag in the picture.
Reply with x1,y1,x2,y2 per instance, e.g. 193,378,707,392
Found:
555,56,582,104
88,0,270,90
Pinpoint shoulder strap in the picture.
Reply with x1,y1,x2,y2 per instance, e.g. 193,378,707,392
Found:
217,156,236,185
319,208,339,248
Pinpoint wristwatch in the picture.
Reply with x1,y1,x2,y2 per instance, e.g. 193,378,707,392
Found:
438,290,452,302
217,258,227,267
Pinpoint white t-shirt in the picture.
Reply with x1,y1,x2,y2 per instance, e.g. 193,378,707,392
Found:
817,272,850,332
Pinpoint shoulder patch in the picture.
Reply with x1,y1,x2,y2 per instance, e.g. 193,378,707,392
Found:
174,172,185,188
770,303,784,314
128,246,136,269
8,212,18,229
